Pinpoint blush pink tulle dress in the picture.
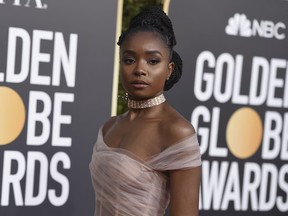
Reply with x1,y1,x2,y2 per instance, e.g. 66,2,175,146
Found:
89,127,202,216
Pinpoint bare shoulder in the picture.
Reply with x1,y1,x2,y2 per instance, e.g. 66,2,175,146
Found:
161,106,196,147
102,115,118,135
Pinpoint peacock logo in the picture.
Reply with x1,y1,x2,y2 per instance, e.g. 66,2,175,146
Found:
225,13,252,37
225,13,286,40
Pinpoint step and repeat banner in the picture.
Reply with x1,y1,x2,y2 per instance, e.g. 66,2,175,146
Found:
0,1,118,215
1,0,287,216
166,0,288,215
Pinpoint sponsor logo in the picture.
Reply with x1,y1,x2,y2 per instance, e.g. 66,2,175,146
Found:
0,0,48,9
225,13,286,40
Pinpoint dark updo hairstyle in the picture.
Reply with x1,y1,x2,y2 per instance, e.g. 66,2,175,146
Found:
117,6,183,91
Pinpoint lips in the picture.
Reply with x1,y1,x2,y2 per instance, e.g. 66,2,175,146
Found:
131,80,149,88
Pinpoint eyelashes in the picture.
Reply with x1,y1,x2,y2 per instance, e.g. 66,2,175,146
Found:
121,57,161,65
122,58,135,65
148,59,160,65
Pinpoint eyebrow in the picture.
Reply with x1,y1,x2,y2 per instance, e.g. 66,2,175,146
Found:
123,49,163,56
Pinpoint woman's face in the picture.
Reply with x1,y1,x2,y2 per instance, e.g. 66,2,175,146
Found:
120,31,174,100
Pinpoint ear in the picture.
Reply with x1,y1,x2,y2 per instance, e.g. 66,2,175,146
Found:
166,62,175,80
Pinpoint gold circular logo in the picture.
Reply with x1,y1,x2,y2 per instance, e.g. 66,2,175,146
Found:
226,107,263,159
0,86,26,145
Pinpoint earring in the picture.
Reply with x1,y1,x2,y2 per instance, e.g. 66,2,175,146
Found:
118,92,128,101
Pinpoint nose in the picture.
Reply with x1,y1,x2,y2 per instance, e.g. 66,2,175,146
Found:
133,60,147,76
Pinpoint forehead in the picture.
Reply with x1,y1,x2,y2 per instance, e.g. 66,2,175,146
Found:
121,31,169,53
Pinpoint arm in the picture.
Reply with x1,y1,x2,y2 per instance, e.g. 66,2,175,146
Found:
169,166,201,216
163,111,202,215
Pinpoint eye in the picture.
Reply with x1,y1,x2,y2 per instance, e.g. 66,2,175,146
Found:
148,58,160,65
122,57,135,65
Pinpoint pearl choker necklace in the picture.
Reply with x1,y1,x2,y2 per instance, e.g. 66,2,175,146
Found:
128,94,166,109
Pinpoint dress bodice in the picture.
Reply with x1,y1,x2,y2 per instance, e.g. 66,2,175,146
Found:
89,127,201,216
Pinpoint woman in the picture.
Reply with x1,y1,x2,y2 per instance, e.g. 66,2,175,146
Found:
90,6,201,216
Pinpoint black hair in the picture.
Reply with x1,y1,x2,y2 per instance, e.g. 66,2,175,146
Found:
117,6,183,91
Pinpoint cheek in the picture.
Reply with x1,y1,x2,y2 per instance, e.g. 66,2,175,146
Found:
153,66,169,80
119,65,128,77
119,72,127,85
119,68,130,87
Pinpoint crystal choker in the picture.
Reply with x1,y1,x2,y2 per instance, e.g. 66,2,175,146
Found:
128,94,166,109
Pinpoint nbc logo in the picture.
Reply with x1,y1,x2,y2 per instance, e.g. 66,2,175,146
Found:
225,13,286,40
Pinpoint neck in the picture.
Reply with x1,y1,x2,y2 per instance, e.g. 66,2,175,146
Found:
128,94,166,109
